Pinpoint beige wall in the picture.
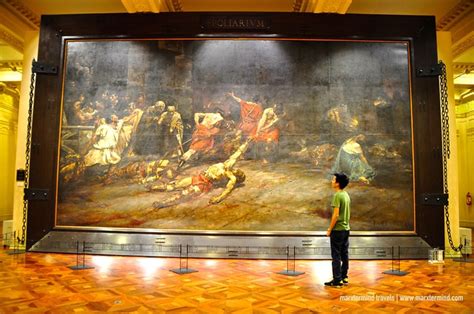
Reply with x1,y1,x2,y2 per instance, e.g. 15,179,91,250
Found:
12,31,38,242
0,84,19,221
456,101,474,229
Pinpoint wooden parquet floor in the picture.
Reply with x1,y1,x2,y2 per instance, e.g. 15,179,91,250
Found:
0,250,472,313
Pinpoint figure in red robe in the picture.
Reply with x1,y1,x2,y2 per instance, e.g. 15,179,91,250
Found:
228,92,263,138
178,112,224,168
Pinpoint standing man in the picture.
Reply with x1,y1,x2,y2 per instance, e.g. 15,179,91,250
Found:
325,173,351,288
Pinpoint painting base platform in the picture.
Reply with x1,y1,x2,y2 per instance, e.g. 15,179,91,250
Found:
29,231,432,259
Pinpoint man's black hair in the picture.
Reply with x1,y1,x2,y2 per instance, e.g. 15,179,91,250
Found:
333,172,349,189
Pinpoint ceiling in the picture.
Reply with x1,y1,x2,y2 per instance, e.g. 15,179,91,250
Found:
1,0,473,103
16,0,460,17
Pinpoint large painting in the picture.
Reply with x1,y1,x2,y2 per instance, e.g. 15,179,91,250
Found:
57,39,414,232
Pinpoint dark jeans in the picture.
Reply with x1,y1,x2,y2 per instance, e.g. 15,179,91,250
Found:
330,230,350,282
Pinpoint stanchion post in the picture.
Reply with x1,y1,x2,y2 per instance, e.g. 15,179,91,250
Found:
463,239,466,262
397,245,401,272
293,246,296,273
383,246,409,276
277,245,305,276
392,246,394,271
185,244,189,270
82,241,86,268
13,232,16,253
170,244,198,274
69,240,94,270
76,241,79,268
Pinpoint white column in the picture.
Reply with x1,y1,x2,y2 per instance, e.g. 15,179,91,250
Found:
12,30,38,244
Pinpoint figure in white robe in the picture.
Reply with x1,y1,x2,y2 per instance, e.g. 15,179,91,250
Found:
83,118,121,166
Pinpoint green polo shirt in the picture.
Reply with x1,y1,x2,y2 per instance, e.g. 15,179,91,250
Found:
331,190,351,231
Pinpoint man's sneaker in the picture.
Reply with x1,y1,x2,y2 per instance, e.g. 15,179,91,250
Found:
342,277,349,285
324,280,343,288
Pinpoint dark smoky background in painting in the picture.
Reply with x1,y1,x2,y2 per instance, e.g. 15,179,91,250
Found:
59,39,413,231
190,40,411,146
63,39,411,184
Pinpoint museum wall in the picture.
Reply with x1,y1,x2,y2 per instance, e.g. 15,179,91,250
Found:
8,14,460,250
456,101,474,229
0,83,19,221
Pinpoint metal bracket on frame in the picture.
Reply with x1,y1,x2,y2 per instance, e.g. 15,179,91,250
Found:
418,193,448,206
24,188,50,201
416,64,442,77
32,61,58,75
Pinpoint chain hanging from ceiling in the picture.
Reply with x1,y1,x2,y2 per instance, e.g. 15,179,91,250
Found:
19,59,37,245
439,61,463,253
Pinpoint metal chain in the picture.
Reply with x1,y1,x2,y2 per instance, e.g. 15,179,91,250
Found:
20,59,37,245
439,61,462,253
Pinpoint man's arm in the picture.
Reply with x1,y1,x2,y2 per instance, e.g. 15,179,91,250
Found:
157,112,166,125
228,92,242,103
194,112,204,125
223,139,251,169
326,207,339,236
209,170,237,204
260,114,279,132
256,109,269,135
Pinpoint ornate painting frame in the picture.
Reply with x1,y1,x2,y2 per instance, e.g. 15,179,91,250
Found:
27,13,444,254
